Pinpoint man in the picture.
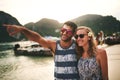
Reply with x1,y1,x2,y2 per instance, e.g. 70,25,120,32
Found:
4,21,79,80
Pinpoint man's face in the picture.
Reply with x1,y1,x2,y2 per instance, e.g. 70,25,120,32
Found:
60,24,74,42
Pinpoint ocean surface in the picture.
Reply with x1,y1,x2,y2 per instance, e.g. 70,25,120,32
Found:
0,41,120,80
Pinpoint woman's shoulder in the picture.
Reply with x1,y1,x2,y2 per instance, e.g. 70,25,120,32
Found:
96,48,107,58
97,48,106,53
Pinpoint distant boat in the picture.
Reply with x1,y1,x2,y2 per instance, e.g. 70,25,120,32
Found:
13,41,53,56
104,36,120,45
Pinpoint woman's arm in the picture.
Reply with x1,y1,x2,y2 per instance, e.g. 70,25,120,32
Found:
99,49,109,80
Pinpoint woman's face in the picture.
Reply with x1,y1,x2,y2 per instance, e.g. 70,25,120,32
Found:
75,29,90,47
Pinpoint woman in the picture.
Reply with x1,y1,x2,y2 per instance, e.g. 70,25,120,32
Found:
75,26,108,80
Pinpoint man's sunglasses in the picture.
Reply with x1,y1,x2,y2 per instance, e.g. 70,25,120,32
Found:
74,34,87,39
61,28,73,35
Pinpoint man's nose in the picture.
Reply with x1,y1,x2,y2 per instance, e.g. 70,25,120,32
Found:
63,31,67,34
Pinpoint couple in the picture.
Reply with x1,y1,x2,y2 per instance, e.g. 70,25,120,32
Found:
4,21,108,80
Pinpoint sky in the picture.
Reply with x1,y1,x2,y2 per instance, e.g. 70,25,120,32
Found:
0,0,120,25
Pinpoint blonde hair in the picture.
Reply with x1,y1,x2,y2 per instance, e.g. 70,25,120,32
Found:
75,26,97,59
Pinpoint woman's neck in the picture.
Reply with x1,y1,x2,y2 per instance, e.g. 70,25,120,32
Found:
82,44,89,58
83,43,89,52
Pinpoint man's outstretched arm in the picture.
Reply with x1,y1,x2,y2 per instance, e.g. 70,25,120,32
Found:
3,24,56,51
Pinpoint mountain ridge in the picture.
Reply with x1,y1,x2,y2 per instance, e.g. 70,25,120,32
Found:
0,11,120,42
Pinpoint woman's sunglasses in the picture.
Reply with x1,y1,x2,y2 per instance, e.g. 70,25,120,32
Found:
61,28,73,35
74,34,87,39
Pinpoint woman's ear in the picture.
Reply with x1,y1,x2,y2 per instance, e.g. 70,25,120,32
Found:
88,37,91,40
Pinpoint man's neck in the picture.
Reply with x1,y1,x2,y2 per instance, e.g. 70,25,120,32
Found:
60,40,73,48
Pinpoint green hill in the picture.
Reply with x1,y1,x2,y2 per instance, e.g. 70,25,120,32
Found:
72,14,120,36
24,18,61,37
0,11,120,42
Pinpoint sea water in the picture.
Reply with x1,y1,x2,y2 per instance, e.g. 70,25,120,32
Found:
0,41,54,80
0,42,120,80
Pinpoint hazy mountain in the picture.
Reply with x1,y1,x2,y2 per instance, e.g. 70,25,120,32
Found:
0,11,22,42
71,14,120,35
0,11,120,42
24,18,61,37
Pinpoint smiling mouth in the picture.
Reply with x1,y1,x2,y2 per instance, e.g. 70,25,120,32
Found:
78,40,83,44
62,34,68,38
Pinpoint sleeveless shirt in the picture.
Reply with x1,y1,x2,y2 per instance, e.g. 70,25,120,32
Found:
54,40,79,80
78,57,102,80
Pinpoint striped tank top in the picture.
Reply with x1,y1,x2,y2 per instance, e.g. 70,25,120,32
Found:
54,40,79,80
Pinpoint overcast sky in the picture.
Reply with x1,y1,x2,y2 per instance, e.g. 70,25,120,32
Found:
1,0,120,25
